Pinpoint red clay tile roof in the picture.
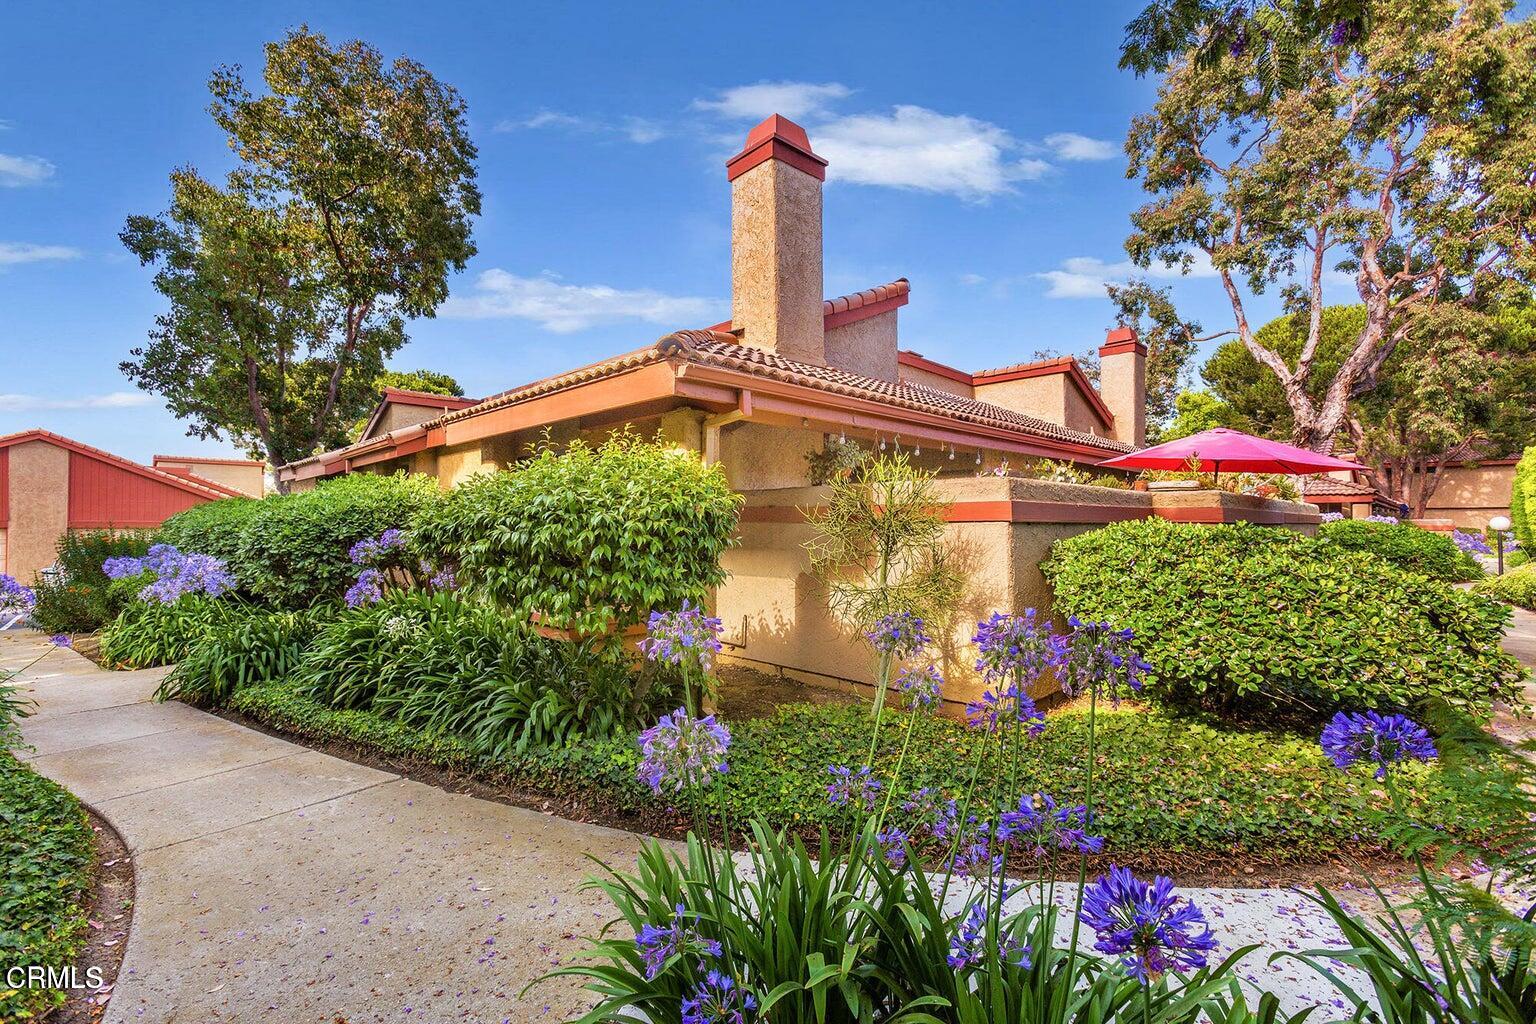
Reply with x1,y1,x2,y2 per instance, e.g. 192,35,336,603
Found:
1303,477,1379,497
378,387,481,410
824,279,909,318
286,329,1131,471
663,333,1130,453
152,454,265,467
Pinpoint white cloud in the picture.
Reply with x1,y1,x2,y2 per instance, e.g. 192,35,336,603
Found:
692,81,852,121
1035,253,1217,299
814,106,1049,199
0,242,81,266
497,110,665,145
958,272,988,286
0,391,152,412
1044,132,1118,161
440,269,724,333
0,153,55,187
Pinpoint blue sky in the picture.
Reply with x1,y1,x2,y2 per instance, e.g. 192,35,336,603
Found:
0,1,1320,462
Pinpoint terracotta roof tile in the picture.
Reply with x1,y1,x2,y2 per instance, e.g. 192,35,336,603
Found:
822,278,909,317
1303,477,1379,497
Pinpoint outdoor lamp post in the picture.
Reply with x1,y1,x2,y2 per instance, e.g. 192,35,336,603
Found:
1490,515,1513,574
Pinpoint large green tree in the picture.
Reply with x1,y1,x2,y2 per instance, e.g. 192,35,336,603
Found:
121,27,479,482
1125,0,1536,451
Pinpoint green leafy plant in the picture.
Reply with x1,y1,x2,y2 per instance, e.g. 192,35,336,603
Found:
237,472,440,608
1044,519,1527,721
1318,518,1483,583
155,607,327,704
412,432,741,634
806,453,963,720
296,591,651,754
0,753,94,1021
1473,563,1536,610
30,529,154,633
1512,445,1535,551
100,594,256,669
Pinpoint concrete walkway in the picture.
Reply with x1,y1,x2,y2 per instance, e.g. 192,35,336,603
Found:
19,622,1535,1021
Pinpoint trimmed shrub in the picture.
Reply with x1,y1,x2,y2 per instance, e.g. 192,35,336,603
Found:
1473,563,1536,610
239,473,441,608
0,752,94,1021
1043,518,1526,720
155,607,328,705
412,433,741,633
1512,445,1535,551
100,595,256,669
31,529,153,633
156,498,264,590
1317,518,1482,582
296,591,656,754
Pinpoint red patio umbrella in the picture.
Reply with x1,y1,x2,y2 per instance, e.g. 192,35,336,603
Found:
1100,427,1365,483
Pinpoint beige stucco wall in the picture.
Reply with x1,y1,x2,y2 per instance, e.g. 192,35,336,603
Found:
731,158,824,364
973,375,1065,425
1061,383,1108,437
897,362,975,399
375,403,447,438
717,422,822,490
7,439,70,584
1424,463,1515,529
1099,348,1147,447
155,458,264,497
824,310,898,383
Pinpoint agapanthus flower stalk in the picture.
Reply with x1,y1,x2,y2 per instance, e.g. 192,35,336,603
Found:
1080,865,1217,982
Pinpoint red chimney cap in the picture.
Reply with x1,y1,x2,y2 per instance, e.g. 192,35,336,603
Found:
1100,325,1145,356
726,114,828,182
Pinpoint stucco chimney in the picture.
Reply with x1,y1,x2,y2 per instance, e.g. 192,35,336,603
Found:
1098,326,1147,447
727,114,828,364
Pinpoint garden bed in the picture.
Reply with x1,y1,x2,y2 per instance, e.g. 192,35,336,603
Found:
215,680,1484,886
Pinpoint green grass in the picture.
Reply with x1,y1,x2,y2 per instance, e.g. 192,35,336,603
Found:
228,682,1506,865
0,752,95,1020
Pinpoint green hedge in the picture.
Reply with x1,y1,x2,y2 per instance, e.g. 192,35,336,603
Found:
0,753,94,1021
30,529,153,633
1513,445,1535,551
156,498,264,590
225,686,1509,862
1317,518,1482,582
1473,563,1536,610
1043,518,1526,720
238,473,440,608
412,434,741,633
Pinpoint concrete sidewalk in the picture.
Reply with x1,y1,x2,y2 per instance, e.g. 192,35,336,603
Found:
7,632,643,1023
3,630,1403,1022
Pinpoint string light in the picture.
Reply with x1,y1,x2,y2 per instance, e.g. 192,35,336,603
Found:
949,444,956,461
880,435,887,451
975,450,982,465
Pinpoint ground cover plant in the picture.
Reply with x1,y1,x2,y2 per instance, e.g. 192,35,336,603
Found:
1474,564,1536,611
1317,517,1483,582
1043,518,1526,721
411,432,741,634
30,529,154,634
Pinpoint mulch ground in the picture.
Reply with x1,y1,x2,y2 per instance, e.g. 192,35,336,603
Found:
47,809,134,1024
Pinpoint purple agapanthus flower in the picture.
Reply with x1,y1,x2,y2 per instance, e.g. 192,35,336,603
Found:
896,664,943,709
48,634,72,649
636,709,731,794
1052,617,1151,700
826,764,882,811
965,685,1046,735
876,825,911,868
1365,514,1400,525
639,600,724,672
115,546,236,604
1319,511,1345,523
681,969,757,1024
865,611,932,659
1452,530,1493,555
1081,865,1218,982
1320,711,1437,779
349,528,407,566
973,610,1057,686
947,899,1032,971
902,788,959,841
996,793,1103,858
950,822,1003,878
0,573,36,614
345,568,384,609
635,902,722,980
